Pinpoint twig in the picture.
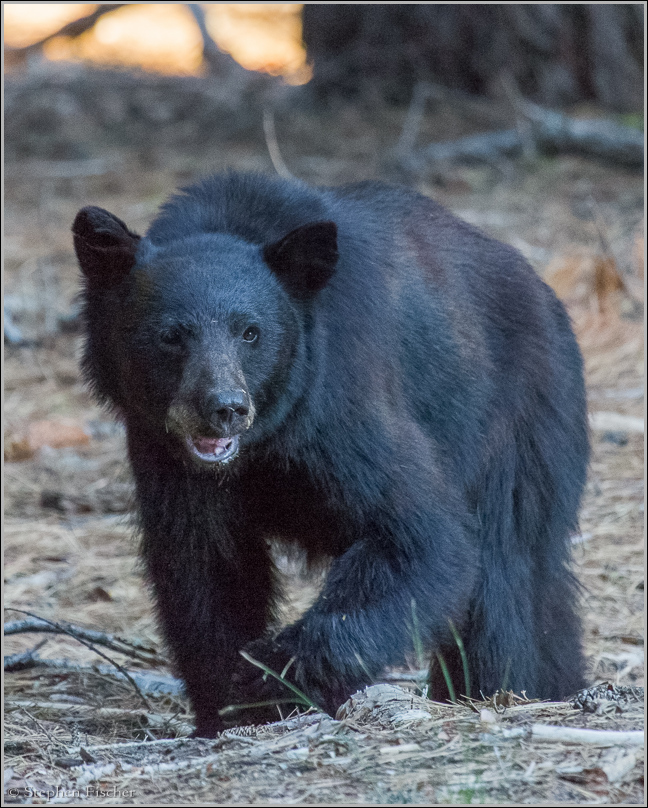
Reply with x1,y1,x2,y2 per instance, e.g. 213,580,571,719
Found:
4,640,48,670
4,609,152,710
4,304,27,346
4,616,162,665
118,756,221,777
19,705,60,747
499,72,538,160
80,737,202,753
263,108,293,179
395,82,430,159
501,724,645,746
588,412,644,433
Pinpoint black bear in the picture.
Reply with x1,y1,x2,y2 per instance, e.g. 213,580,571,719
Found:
73,172,588,737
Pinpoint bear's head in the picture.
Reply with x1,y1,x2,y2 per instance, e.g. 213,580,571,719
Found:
73,206,338,465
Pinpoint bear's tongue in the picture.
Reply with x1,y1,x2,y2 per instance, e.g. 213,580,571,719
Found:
188,435,239,462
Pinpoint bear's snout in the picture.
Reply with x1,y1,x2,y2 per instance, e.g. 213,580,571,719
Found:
205,389,253,436
166,386,255,465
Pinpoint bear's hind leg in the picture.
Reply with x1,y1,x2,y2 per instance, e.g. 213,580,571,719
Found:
467,418,586,701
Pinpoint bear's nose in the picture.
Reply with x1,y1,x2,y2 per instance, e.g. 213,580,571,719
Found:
208,390,250,432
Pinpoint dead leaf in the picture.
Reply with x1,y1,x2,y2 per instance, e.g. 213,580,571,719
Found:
4,436,33,462
86,585,113,603
6,419,92,460
28,419,91,451
544,249,625,314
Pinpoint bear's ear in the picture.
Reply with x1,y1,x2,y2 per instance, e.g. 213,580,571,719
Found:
263,221,338,298
73,206,141,288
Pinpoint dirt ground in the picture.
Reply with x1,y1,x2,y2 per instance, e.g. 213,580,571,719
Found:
4,66,645,805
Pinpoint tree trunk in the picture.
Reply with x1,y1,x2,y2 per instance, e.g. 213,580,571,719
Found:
302,4,644,112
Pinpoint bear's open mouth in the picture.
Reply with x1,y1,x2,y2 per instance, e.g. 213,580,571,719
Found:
186,435,240,463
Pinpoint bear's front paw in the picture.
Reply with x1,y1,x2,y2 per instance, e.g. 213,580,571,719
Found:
226,636,306,725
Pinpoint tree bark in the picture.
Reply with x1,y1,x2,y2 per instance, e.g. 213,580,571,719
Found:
302,4,644,112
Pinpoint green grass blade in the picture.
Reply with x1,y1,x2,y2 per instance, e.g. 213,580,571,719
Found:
436,651,456,703
238,650,322,712
219,698,303,717
448,619,471,699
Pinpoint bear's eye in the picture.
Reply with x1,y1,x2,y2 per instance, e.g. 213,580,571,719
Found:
160,327,184,347
242,326,259,343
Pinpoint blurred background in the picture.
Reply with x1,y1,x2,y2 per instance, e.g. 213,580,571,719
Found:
4,4,645,800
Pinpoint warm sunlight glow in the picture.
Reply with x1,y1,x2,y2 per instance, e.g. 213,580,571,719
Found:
4,3,96,47
3,3,310,83
206,4,311,84
44,5,204,75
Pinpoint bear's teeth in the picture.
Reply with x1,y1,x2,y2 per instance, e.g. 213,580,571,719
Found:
186,435,239,462
194,437,231,455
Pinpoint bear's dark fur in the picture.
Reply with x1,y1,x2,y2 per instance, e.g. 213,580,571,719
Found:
73,172,588,737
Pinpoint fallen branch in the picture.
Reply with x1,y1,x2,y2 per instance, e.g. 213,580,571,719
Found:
394,81,511,164
4,642,49,671
416,129,522,166
4,653,183,697
400,105,643,173
501,724,645,746
4,610,154,709
588,412,644,434
4,615,162,665
520,96,644,167
79,736,204,753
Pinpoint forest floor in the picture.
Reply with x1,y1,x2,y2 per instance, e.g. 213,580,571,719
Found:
4,66,645,805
